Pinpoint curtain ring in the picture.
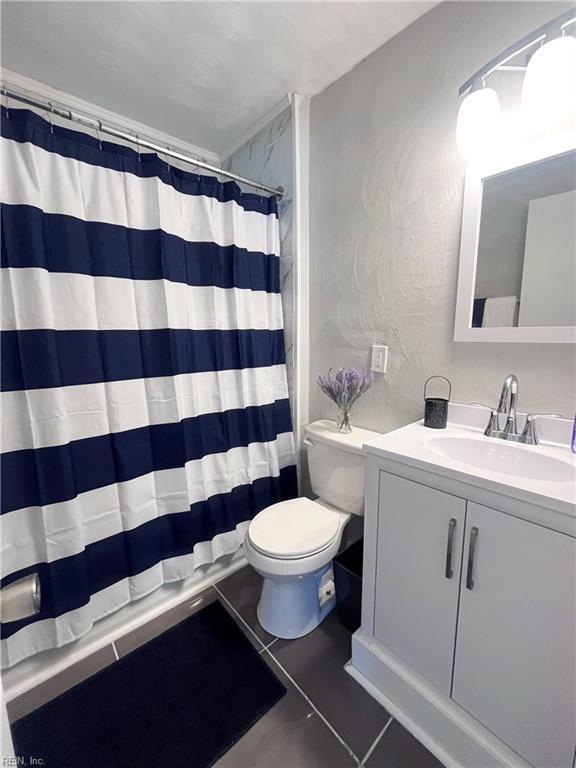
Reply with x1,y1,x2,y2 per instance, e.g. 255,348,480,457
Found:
258,174,266,207
47,103,54,134
135,134,141,163
96,120,103,151
2,88,10,120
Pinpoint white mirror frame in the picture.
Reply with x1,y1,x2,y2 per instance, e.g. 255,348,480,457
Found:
454,134,576,344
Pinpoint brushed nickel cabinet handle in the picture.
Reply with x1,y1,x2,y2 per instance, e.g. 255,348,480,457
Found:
445,518,457,579
466,526,479,590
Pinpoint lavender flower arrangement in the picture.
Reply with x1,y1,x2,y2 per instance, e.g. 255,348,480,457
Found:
316,367,374,433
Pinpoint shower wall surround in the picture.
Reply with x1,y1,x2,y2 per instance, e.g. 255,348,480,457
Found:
309,1,575,433
223,106,295,416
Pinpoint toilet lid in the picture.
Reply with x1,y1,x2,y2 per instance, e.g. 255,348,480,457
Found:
248,498,342,559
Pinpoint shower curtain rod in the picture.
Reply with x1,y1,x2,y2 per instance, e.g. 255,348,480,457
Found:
1,85,285,199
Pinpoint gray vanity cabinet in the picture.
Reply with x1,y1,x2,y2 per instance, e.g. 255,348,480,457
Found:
452,502,576,768
374,472,466,695
372,472,576,768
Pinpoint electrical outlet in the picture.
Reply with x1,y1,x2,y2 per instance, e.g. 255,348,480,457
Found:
370,345,388,374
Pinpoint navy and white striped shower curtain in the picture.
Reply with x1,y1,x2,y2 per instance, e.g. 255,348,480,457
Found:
0,107,297,668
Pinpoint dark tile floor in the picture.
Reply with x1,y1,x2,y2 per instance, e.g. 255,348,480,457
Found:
7,565,445,767
214,567,444,768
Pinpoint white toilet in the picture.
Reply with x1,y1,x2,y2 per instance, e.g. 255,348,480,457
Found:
244,419,380,639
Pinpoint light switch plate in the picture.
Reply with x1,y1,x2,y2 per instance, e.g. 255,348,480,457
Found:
370,345,388,374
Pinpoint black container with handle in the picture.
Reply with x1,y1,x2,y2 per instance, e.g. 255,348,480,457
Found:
423,375,452,429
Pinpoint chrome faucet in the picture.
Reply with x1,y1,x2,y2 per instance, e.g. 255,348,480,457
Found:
499,374,519,439
482,375,563,444
484,374,519,440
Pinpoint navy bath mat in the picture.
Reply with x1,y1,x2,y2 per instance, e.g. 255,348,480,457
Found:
12,600,286,768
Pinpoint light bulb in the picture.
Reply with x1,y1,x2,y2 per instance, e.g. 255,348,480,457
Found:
456,87,501,160
522,35,576,133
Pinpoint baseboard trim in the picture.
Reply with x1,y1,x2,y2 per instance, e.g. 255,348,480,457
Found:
345,661,457,768
348,632,530,768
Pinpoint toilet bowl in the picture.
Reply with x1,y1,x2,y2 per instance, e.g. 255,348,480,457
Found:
244,419,381,639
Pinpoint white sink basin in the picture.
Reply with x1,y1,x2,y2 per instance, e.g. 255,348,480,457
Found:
426,435,574,484
363,405,576,525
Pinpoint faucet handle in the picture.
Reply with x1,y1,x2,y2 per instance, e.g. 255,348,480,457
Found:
520,414,539,445
483,409,501,438
519,413,565,446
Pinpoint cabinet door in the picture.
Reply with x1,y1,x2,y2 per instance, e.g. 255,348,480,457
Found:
374,472,466,694
453,503,576,768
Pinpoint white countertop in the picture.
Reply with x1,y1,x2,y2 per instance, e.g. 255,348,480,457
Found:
363,404,576,524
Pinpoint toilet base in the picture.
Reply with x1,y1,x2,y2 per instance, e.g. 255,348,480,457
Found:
256,563,336,639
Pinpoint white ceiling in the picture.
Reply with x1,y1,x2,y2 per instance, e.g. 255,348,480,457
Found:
1,1,436,157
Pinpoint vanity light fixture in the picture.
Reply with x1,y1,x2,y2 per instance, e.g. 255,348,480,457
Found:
521,32,576,133
456,9,576,159
456,81,501,159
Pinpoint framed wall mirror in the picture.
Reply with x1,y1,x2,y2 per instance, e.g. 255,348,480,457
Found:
454,141,576,343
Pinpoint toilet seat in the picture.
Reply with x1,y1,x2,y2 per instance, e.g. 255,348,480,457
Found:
247,497,343,560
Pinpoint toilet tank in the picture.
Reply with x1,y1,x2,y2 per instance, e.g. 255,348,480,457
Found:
304,420,381,515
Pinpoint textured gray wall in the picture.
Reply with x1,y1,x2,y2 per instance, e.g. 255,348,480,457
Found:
309,1,575,434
